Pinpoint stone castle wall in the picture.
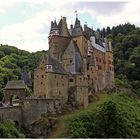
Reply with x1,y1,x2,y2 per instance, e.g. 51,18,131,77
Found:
0,106,22,124
0,98,61,126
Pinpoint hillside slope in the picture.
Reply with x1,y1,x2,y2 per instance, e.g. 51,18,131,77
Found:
49,93,111,138
49,91,140,138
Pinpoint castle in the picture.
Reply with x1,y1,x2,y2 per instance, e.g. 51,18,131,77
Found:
0,15,114,137
34,15,114,108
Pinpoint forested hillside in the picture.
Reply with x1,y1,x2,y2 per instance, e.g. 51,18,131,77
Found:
64,92,140,138
0,45,47,100
104,23,140,94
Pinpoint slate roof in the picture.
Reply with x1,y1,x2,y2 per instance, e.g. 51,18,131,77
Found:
66,40,83,74
4,80,27,90
47,53,67,74
83,25,95,40
72,17,83,37
21,72,32,87
58,17,70,37
49,20,59,33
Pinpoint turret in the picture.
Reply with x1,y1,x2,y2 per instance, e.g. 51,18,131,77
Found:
71,16,83,37
58,17,70,37
48,19,59,40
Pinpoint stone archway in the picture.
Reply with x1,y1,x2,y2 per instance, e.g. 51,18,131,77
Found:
3,80,27,105
10,95,20,106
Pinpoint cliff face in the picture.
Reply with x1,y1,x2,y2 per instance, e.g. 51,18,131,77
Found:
23,113,58,138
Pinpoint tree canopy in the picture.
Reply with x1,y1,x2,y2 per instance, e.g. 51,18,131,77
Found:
0,44,47,100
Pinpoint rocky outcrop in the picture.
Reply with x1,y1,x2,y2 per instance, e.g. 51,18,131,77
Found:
23,113,58,138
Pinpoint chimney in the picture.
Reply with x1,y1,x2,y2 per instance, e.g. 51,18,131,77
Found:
70,24,73,30
84,24,87,31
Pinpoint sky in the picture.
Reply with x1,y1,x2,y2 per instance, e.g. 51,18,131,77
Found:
0,0,140,52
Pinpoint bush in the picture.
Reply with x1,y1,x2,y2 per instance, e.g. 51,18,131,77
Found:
66,93,140,138
130,80,140,94
0,120,25,138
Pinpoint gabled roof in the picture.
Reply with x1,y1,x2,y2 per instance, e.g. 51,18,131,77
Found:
72,17,83,37
62,40,83,74
46,52,67,74
4,80,27,90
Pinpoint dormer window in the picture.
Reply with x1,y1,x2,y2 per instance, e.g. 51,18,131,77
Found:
45,64,52,72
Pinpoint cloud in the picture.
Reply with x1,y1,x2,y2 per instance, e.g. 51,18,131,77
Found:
0,1,140,52
95,1,140,27
72,2,126,16
0,8,5,14
0,4,75,52
0,9,52,52
20,9,26,15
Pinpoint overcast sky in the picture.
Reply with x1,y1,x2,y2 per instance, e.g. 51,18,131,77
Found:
0,0,140,52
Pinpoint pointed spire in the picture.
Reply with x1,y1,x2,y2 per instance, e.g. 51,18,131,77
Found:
49,18,59,38
72,13,83,37
59,17,70,37
74,11,81,28
75,10,78,18
53,19,57,28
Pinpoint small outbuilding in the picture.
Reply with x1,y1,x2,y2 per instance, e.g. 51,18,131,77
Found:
3,80,27,105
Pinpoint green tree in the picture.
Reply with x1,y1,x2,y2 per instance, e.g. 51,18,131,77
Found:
0,120,25,138
92,101,128,138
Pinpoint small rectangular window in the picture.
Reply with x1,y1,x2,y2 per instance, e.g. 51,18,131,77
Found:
96,57,98,61
69,79,73,82
98,65,102,70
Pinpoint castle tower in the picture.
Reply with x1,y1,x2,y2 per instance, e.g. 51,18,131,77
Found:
58,17,70,37
49,17,71,60
104,39,114,89
49,20,59,41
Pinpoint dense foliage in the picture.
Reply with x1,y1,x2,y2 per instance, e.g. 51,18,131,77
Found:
66,93,140,138
0,44,47,100
0,119,25,138
102,23,140,94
